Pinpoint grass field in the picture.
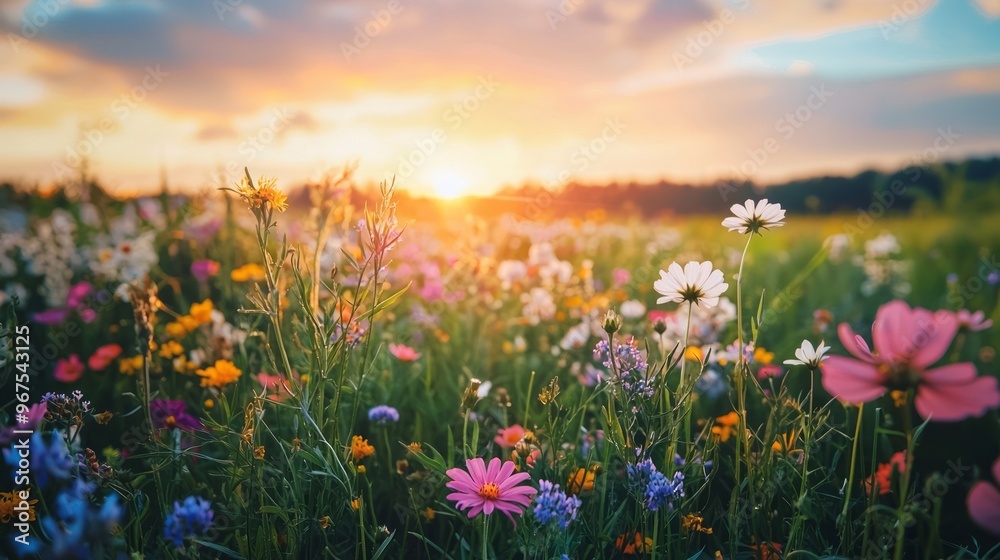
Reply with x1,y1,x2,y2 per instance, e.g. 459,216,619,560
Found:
2,178,1000,559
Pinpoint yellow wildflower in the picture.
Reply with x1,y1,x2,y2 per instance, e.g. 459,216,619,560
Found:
420,507,435,521
231,263,267,283
0,491,37,523
754,347,774,365
681,513,713,535
189,299,214,324
197,359,242,387
254,446,266,460
407,442,423,455
159,340,184,359
118,355,144,376
178,315,200,332
318,516,331,529
165,321,188,339
685,345,704,362
712,411,740,442
236,175,288,212
567,465,600,495
350,498,361,511
351,435,375,461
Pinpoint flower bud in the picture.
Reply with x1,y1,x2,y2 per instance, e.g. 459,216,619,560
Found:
653,319,667,335
602,309,622,334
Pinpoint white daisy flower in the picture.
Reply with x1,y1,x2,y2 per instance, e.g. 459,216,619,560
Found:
654,261,729,309
721,198,786,235
783,339,831,368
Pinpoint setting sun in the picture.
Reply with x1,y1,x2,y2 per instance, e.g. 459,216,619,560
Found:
431,171,469,199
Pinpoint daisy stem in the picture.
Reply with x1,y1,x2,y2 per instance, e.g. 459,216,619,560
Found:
733,233,754,532
841,403,864,540
681,302,693,455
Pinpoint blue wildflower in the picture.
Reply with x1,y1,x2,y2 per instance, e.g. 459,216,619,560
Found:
533,480,582,529
25,480,123,559
594,338,653,399
368,405,400,425
4,431,74,489
626,459,684,511
164,496,215,548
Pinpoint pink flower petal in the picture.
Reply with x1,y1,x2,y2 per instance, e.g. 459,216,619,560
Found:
914,374,1000,422
820,356,887,403
837,323,876,364
968,481,1000,535
485,457,501,482
872,300,911,363
909,310,958,370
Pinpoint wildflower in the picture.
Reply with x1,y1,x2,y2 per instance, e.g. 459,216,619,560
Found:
87,343,123,371
460,378,483,413
407,442,423,455
538,377,561,405
533,480,582,529
495,425,526,448
197,359,242,388
389,343,421,362
188,299,214,324
231,263,266,282
95,411,113,425
258,373,296,402
627,459,683,511
750,541,783,560
602,309,622,334
235,174,288,212
420,507,435,521
191,259,221,283
159,340,184,359
712,412,740,442
722,198,786,235
654,261,729,309
445,457,536,522
756,364,783,380
118,355,144,375
685,345,704,362
318,516,331,529
151,400,203,432
681,513,713,535
27,481,122,557
783,339,831,368
351,435,375,461
957,309,993,331
254,446,265,460
619,299,646,319
567,466,599,495
66,281,94,308
594,337,652,399
54,355,85,383
164,496,214,548
351,498,361,510
0,491,37,522
890,390,907,407
4,431,74,489
165,321,188,339
820,301,1000,421
968,457,1000,535
368,405,400,425
396,460,409,475
753,347,774,364
616,531,653,555
864,452,906,496
357,465,367,474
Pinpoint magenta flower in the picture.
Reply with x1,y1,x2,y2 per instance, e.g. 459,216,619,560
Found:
191,260,221,283
968,457,1000,535
66,282,94,308
820,300,1000,422
389,343,421,362
33,308,69,325
446,457,535,522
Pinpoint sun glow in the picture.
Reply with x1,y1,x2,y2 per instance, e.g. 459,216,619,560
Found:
431,171,469,199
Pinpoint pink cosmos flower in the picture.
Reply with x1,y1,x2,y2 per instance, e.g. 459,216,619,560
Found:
257,372,297,402
968,457,1000,535
445,457,535,522
820,300,1000,422
389,343,421,362
66,282,94,308
494,425,525,448
54,355,85,383
647,310,668,324
191,260,221,283
88,344,123,371
756,364,784,380
956,309,993,332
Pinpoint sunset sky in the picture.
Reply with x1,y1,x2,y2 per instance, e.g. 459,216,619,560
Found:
1,0,999,197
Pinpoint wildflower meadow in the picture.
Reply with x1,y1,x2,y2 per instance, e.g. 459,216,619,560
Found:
1,167,1000,559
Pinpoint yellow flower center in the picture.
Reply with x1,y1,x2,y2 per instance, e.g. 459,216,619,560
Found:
478,482,500,500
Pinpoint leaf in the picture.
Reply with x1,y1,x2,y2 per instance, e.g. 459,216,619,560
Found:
370,530,396,560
